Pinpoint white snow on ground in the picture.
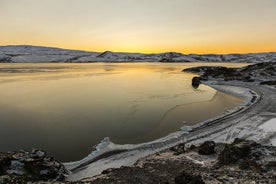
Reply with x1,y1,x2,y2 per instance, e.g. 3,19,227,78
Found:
259,118,276,131
1,45,276,63
204,82,254,104
259,118,276,146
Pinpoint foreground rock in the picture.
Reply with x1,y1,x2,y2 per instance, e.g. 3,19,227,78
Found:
260,80,276,86
175,171,205,184
0,149,69,183
2,140,273,183
76,139,275,184
197,141,215,155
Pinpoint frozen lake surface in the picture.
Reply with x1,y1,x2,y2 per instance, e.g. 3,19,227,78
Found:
0,62,246,161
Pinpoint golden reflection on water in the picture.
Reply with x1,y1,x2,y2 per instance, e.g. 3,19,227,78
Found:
0,62,247,161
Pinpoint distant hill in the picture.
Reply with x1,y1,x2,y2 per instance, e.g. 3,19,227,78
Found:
0,45,275,63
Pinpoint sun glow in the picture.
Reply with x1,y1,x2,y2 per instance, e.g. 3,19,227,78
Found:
0,0,275,54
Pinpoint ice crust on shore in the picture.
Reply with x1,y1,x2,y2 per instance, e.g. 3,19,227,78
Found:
65,83,270,181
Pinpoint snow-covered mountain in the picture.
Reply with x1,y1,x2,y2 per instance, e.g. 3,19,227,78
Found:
0,45,275,63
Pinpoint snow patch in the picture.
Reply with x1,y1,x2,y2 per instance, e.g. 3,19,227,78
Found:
259,118,276,132
203,81,255,104
7,160,25,175
1,45,276,63
259,118,276,146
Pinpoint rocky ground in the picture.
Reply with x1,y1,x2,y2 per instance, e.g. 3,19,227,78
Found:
1,139,274,184
0,149,69,183
184,62,276,86
75,139,276,184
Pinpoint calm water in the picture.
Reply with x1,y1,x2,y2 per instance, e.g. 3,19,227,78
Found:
0,62,247,161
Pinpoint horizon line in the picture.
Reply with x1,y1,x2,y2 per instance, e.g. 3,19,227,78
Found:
1,44,276,55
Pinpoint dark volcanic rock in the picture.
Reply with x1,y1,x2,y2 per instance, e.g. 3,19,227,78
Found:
0,56,12,63
191,76,201,88
217,138,276,173
0,149,69,183
183,62,276,82
243,75,255,82
170,143,186,155
198,141,216,155
159,58,173,62
183,66,239,80
175,171,205,184
260,80,276,86
218,138,257,166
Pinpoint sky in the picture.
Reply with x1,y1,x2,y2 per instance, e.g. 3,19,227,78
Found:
0,0,275,54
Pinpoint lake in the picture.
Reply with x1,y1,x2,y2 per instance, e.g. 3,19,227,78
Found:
0,62,247,161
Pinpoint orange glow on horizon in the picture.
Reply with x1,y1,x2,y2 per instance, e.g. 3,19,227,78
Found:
1,40,275,55
1,0,275,55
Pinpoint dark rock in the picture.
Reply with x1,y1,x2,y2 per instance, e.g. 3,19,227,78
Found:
239,160,251,170
159,58,173,62
189,145,197,150
267,160,276,167
175,171,205,184
170,143,186,155
191,77,201,88
184,66,238,80
0,149,69,183
218,138,257,165
243,76,255,82
0,152,14,175
183,62,276,83
102,168,113,174
0,175,11,183
198,141,216,155
0,57,12,63
260,80,276,86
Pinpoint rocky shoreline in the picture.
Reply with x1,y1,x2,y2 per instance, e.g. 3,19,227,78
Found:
184,62,276,86
0,149,68,183
76,62,275,184
1,139,275,184
81,139,276,184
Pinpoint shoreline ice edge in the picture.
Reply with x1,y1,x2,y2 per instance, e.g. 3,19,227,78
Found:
65,81,265,181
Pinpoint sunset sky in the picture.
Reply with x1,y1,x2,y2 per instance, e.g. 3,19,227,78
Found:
0,0,275,54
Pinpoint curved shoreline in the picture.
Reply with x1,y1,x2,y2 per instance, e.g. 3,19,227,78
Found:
66,81,267,181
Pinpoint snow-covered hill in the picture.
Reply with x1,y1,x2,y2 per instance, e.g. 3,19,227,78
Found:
0,45,275,63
